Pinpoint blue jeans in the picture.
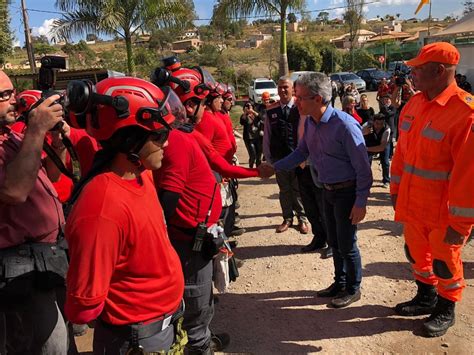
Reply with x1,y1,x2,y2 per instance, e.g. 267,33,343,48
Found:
323,187,362,294
368,144,391,184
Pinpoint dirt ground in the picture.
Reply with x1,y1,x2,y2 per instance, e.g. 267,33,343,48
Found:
76,92,474,354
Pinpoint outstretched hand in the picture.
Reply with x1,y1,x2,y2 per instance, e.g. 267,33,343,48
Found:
257,162,275,179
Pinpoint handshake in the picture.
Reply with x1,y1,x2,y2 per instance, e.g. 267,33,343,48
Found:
257,162,275,179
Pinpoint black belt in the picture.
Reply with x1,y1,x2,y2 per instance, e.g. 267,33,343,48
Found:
323,180,356,191
99,300,185,339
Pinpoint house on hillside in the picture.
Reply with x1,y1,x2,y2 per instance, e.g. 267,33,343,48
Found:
171,38,203,53
330,29,377,49
402,25,445,46
237,32,273,49
179,28,199,40
364,31,411,45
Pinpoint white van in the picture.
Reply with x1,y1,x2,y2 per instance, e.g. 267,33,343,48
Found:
248,78,279,103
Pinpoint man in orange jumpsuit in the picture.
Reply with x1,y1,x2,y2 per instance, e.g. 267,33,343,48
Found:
390,42,474,337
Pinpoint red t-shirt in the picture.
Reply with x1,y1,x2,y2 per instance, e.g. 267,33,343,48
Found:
153,130,222,231
190,129,258,179
216,111,237,156
65,171,184,325
9,124,99,202
194,110,234,162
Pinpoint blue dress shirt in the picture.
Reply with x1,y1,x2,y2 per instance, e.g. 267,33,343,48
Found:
274,105,373,207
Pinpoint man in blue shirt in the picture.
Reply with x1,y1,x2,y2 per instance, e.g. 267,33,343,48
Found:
272,72,373,308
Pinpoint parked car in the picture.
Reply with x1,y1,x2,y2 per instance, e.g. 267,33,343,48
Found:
356,68,390,91
330,72,366,92
387,61,410,75
248,78,279,103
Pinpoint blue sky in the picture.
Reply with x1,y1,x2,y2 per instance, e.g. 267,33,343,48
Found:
9,0,467,46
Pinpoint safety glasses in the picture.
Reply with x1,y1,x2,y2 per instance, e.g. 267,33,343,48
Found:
148,128,170,145
0,89,16,102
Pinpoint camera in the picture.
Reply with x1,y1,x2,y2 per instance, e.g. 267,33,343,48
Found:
38,55,68,92
395,74,406,87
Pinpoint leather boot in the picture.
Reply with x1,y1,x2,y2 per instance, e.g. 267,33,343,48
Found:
423,296,456,337
395,280,438,316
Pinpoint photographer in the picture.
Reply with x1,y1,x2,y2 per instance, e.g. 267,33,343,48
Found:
240,102,263,168
390,74,417,138
362,113,391,188
0,70,68,353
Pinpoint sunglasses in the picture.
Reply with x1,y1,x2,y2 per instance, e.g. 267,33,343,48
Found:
149,128,170,145
0,89,16,102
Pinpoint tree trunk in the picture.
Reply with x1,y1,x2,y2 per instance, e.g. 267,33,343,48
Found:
125,30,136,76
279,10,289,78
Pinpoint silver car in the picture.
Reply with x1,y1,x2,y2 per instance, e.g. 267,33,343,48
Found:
330,72,366,92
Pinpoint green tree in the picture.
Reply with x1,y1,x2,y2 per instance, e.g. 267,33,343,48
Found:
342,48,378,71
52,0,195,75
343,0,365,70
287,40,322,72
287,12,297,23
317,11,329,24
318,42,343,74
61,40,97,69
0,1,13,67
33,42,56,55
464,1,474,15
212,0,306,77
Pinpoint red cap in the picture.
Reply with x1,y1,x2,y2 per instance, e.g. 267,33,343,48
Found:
405,42,460,67
261,91,270,100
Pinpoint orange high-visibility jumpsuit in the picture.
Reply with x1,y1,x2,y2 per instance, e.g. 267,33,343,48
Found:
390,82,474,302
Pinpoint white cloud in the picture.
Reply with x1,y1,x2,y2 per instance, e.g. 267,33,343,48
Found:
372,0,419,7
32,18,58,42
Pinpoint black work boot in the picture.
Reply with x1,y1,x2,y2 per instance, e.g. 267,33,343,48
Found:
395,280,438,316
210,332,230,352
423,296,456,337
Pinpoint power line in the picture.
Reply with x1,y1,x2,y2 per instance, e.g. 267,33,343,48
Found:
11,0,382,21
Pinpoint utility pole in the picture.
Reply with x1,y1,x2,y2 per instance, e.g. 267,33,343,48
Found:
21,0,36,73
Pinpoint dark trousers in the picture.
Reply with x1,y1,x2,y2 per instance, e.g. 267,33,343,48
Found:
0,288,68,354
296,166,327,243
323,187,362,294
368,145,391,184
275,169,307,223
93,318,175,354
244,138,262,168
171,237,214,352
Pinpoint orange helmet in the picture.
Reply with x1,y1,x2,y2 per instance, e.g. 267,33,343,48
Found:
261,91,271,100
66,77,184,142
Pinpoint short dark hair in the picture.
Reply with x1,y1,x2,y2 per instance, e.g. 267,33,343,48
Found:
374,113,386,121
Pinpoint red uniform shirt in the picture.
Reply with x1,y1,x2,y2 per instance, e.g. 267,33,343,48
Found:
190,129,258,179
194,110,234,162
52,128,100,202
0,127,64,248
65,171,184,325
216,111,237,156
153,130,222,230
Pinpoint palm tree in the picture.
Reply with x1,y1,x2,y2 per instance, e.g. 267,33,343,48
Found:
52,0,195,75
213,0,306,77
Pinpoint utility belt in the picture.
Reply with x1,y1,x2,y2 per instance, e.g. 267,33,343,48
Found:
100,300,187,355
323,180,356,191
169,223,225,261
0,242,68,299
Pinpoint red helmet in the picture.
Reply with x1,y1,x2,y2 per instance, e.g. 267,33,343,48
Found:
16,90,42,115
66,77,184,141
222,84,236,102
169,67,210,103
